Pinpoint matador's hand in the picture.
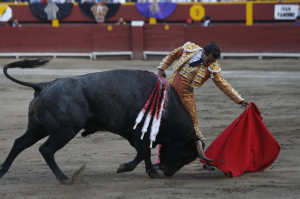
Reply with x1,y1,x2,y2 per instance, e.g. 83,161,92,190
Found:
158,68,166,78
240,100,251,107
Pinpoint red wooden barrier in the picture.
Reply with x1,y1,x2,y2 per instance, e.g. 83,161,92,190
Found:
1,24,300,59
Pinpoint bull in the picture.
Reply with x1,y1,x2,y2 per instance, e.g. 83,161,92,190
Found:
0,59,211,183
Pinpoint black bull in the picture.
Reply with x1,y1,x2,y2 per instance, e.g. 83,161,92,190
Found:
0,59,210,183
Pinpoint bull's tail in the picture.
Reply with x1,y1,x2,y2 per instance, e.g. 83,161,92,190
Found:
3,59,50,91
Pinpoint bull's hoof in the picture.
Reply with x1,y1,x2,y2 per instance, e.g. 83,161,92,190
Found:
58,164,86,185
57,175,71,185
148,170,162,179
0,165,7,178
117,163,127,173
59,178,72,185
117,163,135,173
81,131,90,137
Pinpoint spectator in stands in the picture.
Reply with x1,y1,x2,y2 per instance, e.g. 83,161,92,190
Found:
186,17,193,26
51,0,66,3
295,16,300,26
11,17,21,27
202,15,212,27
30,0,48,3
30,0,43,3
81,0,93,3
116,17,126,25
112,0,125,3
201,0,217,2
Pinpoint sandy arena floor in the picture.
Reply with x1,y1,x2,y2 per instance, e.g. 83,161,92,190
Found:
0,58,299,199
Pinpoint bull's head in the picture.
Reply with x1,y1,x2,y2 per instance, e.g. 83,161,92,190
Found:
159,139,198,177
159,139,213,177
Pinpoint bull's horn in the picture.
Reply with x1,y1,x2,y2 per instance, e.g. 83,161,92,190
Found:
196,141,213,162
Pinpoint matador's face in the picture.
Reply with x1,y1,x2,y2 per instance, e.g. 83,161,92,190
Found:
201,51,217,67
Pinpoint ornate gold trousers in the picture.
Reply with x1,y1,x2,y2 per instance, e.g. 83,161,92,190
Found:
169,72,203,139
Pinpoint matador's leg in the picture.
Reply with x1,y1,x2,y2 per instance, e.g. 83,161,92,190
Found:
154,72,204,167
169,72,204,139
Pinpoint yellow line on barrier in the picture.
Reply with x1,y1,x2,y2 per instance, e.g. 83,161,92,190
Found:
246,1,253,26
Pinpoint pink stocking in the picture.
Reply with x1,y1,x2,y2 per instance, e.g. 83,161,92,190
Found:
156,144,162,164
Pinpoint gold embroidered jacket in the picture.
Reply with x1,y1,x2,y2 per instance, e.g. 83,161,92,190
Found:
158,42,244,104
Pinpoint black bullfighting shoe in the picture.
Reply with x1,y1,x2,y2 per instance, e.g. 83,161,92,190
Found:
203,163,215,171
153,163,161,170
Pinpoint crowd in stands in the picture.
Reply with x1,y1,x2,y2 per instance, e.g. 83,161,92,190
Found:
0,0,281,3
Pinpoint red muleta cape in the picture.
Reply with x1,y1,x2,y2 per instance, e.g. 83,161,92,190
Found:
201,102,281,177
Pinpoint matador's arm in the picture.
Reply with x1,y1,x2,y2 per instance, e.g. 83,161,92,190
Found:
209,62,244,104
157,46,184,71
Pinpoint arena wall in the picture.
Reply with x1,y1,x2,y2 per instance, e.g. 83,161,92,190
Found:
1,24,300,59
1,2,300,59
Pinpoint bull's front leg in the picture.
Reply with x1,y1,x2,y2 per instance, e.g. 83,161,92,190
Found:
117,135,147,173
117,147,160,179
144,154,160,179
117,150,145,173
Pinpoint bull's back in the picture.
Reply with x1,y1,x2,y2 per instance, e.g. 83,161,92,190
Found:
82,70,158,127
36,70,158,132
80,69,157,108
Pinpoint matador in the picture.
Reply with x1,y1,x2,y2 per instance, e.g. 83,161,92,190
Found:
154,42,250,170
